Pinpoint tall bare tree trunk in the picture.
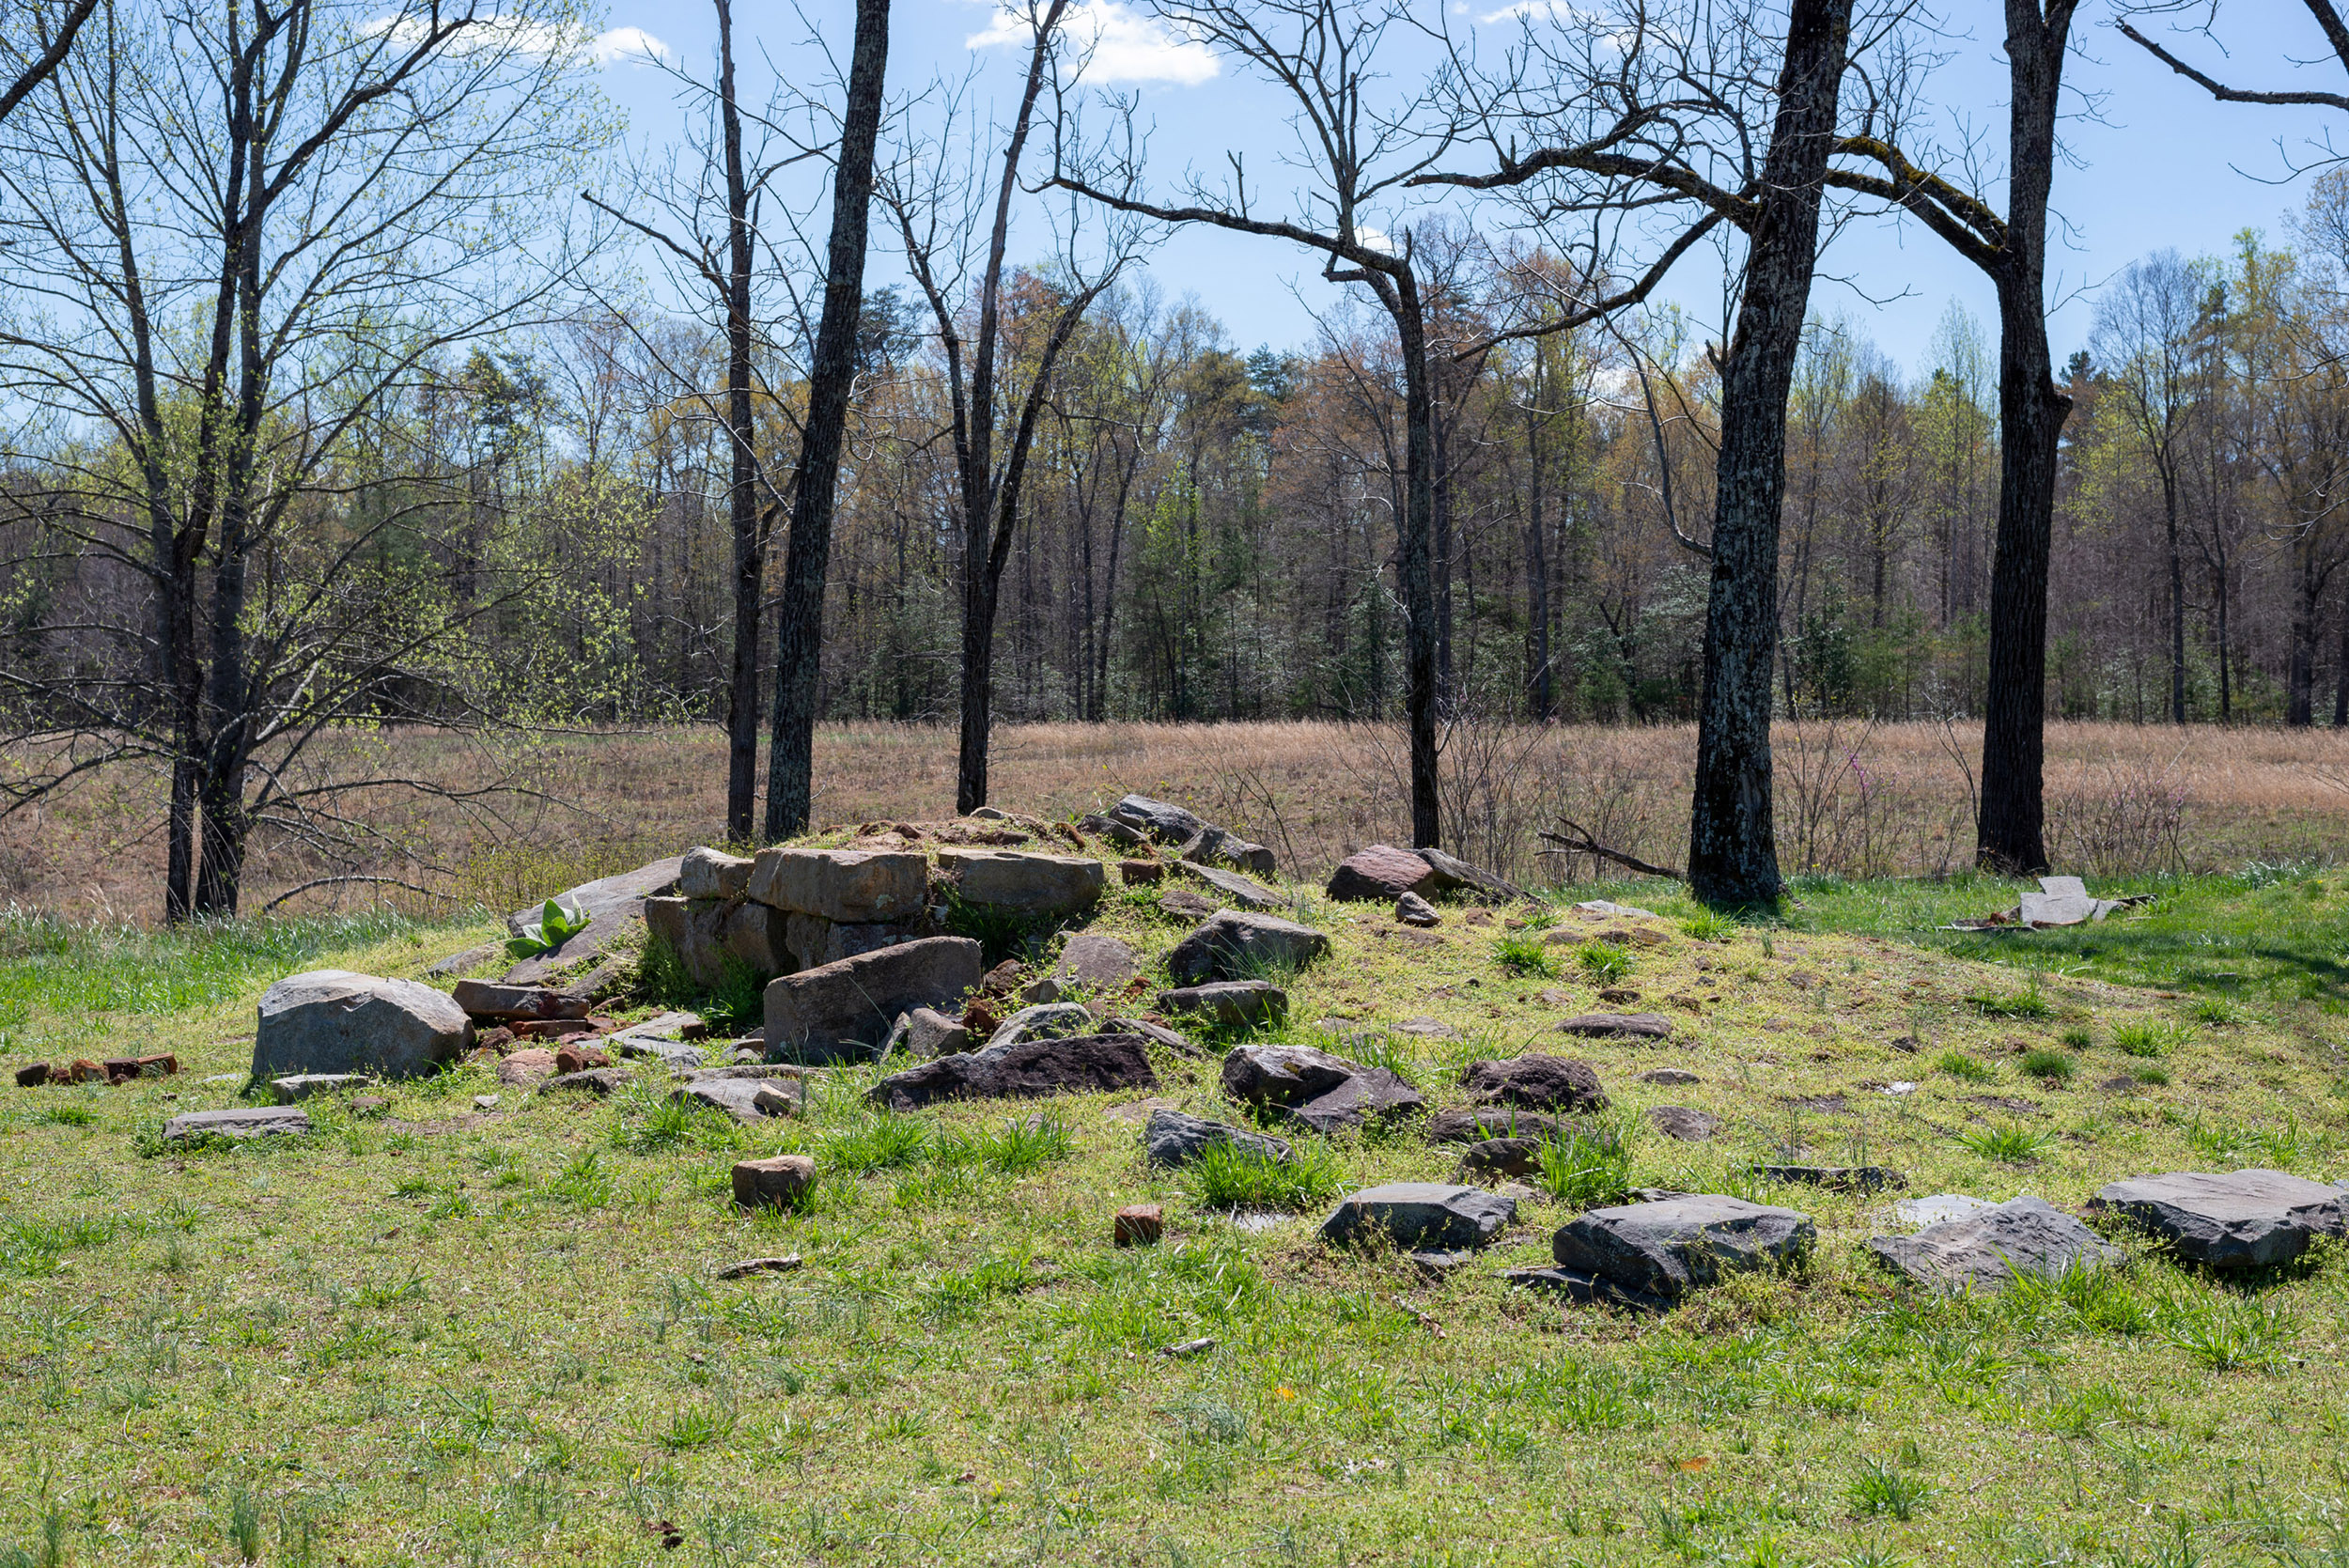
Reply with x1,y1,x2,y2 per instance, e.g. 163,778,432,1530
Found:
717,0,766,843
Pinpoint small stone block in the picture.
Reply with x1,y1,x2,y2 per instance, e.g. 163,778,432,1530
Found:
14,1063,50,1088
1120,860,1165,884
732,1155,817,1210
1114,1203,1164,1247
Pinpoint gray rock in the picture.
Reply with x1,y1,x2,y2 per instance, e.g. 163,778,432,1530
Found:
1648,1106,1719,1141
1869,1195,2123,1292
678,845,756,901
1167,909,1330,985
270,1073,373,1103
606,1034,708,1070
449,981,594,1022
764,937,985,1062
423,942,501,979
1425,1107,1565,1143
1551,1195,1815,1299
1143,1108,1292,1169
1500,1265,1668,1311
1177,825,1277,877
1168,860,1284,910
502,857,681,984
1221,1043,1361,1106
2090,1169,2349,1267
884,1006,972,1060
1159,888,1219,920
1459,1137,1544,1178
645,895,795,988
1892,1193,1999,1229
1326,845,1439,902
1025,935,1141,1003
163,1106,311,1142
1284,1068,1425,1134
1573,900,1659,920
252,970,474,1081
1078,813,1147,847
1412,846,1526,902
1158,980,1286,1030
867,1032,1157,1111
746,847,927,923
1108,793,1208,845
781,913,926,972
473,1094,500,1110
1106,1016,1196,1055
987,1002,1098,1048
676,1078,801,1124
1557,1013,1672,1041
936,849,1107,917
1322,1183,1517,1251
1640,1068,1702,1086
1395,892,1441,927
1461,1055,1609,1112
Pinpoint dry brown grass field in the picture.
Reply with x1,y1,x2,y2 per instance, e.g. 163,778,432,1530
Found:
8,720,2349,921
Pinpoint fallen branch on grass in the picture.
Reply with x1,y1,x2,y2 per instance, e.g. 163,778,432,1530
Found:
1537,820,1687,882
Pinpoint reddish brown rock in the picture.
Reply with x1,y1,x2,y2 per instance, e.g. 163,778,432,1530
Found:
1325,845,1438,902
732,1155,817,1210
1114,1204,1164,1247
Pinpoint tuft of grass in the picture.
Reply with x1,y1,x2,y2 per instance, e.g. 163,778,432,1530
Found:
2133,1063,2171,1085
1935,1050,1994,1083
2019,1048,2076,1082
546,1150,613,1208
1493,933,1557,978
1679,908,1738,942
2059,1024,2094,1050
1955,1124,2053,1164
1187,1139,1343,1210
1845,1459,1933,1520
224,1485,264,1562
39,1102,97,1127
1577,941,1631,985
657,1405,739,1451
1968,982,2052,1020
820,1113,932,1174
2191,997,2243,1026
2155,1292,2296,1374
2111,1018,2193,1058
970,1113,1074,1175
920,1256,1031,1325
1536,1125,1632,1209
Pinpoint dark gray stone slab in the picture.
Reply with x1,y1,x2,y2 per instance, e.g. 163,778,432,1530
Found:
270,1073,373,1104
163,1107,310,1142
1461,1055,1609,1112
676,1078,800,1124
986,1002,1098,1048
1158,980,1286,1030
1425,1107,1564,1144
1143,1108,1292,1169
1557,1013,1672,1041
1166,910,1330,985
2091,1170,2348,1267
1551,1195,1814,1299
1869,1195,2122,1292
866,1033,1156,1111
1648,1106,1719,1141
1286,1067,1424,1133
502,857,681,983
1321,1183,1516,1251
764,937,984,1061
1501,1265,1669,1311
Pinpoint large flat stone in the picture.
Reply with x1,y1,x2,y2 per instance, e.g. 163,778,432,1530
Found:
449,981,594,1022
502,857,681,984
783,913,924,971
164,1107,311,1142
1426,1107,1565,1143
764,937,984,1061
270,1073,372,1103
678,846,755,901
1143,1108,1292,1168
987,1002,1098,1048
2091,1170,2348,1267
1412,847,1524,902
936,849,1106,917
1221,1043,1361,1106
1326,845,1438,902
883,1006,971,1059
1869,1195,2121,1293
867,1032,1157,1111
676,1078,801,1124
1285,1068,1424,1133
746,848,927,923
1557,1013,1672,1041
1159,980,1286,1030
1322,1183,1516,1250
1025,934,1140,1002
1551,1195,1814,1299
645,896,794,988
1461,1055,1608,1112
253,970,474,1081
1107,794,1207,845
1167,909,1330,985
1176,825,1276,877
1169,861,1285,910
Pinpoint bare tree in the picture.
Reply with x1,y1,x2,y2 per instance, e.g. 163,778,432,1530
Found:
0,0,96,123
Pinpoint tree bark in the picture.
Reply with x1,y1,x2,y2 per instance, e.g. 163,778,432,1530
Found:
1685,0,1855,908
1395,278,1441,847
763,0,891,840
715,0,765,843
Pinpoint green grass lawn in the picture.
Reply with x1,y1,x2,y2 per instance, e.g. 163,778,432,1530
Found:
6,870,2349,1566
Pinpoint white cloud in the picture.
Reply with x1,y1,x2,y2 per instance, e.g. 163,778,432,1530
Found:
362,13,673,69
590,25,673,66
1354,225,1399,256
967,0,1219,86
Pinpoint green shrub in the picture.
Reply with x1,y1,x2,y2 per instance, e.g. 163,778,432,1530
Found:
2111,1018,2192,1058
1968,983,2051,1020
1954,1125,2052,1164
1678,908,1738,942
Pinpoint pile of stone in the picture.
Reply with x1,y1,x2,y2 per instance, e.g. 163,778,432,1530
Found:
1222,1041,1423,1134
15,1052,177,1088
1325,844,1525,905
1509,1195,1817,1309
1084,794,1276,876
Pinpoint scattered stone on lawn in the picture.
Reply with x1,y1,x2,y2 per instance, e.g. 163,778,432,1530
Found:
13,1063,51,1088
1461,1055,1609,1112
765,937,985,1062
1081,813,1149,847
1893,1194,1999,1229
1143,1108,1292,1169
1648,1106,1719,1141
1395,892,1441,927
350,1094,389,1117
1558,1012,1672,1041
1870,1195,2123,1292
1024,934,1141,1003
1169,861,1285,910
988,1002,1098,1048
1107,1017,1196,1055
553,1044,613,1074
935,849,1107,916
270,1073,373,1103
1501,1265,1669,1309
423,941,501,978
1326,845,1439,902
1118,858,1164,883
497,1048,559,1087
866,1033,1157,1112
606,1028,710,1071
1459,1137,1543,1179
677,1078,800,1124
1393,1017,1461,1039
1166,909,1330,986
101,1054,178,1083
1321,1183,1517,1251
1750,1164,1906,1193
1425,1107,1564,1144
1114,1204,1164,1247
1787,1094,1850,1115
1640,1068,1702,1085
613,1011,709,1044
731,1155,816,1210
253,970,474,1081
1412,846,1526,902
1551,1195,1815,1300
644,895,795,989
884,1006,972,1060
714,1254,802,1280
451,980,596,1022
1158,888,1218,920
1220,1042,1424,1133
2090,1169,2349,1267
539,1067,630,1096
746,847,927,924
502,856,682,985
1178,824,1277,877
678,845,755,901
1287,1070,1425,1134
1107,794,1211,846
473,1094,500,1111
1158,980,1286,1030
1159,1337,1215,1358
163,1106,311,1142
1574,900,1659,920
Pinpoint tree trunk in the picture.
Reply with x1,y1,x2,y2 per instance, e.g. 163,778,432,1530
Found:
1685,0,1854,908
763,0,891,839
1392,282,1440,847
1974,0,2077,876
715,0,765,842
2163,479,2187,724
2289,535,2317,728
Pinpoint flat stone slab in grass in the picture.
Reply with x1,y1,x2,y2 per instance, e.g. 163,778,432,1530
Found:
1143,1108,1292,1169
1461,1055,1608,1112
1221,1043,1361,1106
1552,1195,1815,1300
676,1078,800,1124
1108,793,1208,845
884,1006,971,1060
1893,1193,1999,1229
1751,1164,1907,1193
1159,980,1286,1030
1170,861,1285,910
1286,1068,1424,1133
1177,826,1277,877
164,1107,310,1142
987,1002,1098,1048
502,856,682,984
270,1073,373,1104
1869,1195,2122,1293
866,1033,1157,1111
1025,935,1141,1003
1557,1013,1672,1041
450,981,595,1022
2091,1169,2349,1267
677,845,755,901
1640,1068,1702,1085
935,849,1106,917
1396,893,1441,927
1648,1106,1719,1141
253,970,474,1081
1321,1183,1517,1251
538,1068,631,1096
764,937,984,1062
1166,910,1330,986
746,847,927,924
1425,1107,1565,1144
1326,845,1439,902
1412,846,1525,902
1458,1137,1543,1178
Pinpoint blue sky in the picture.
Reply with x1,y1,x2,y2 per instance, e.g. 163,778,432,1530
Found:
582,1,2345,380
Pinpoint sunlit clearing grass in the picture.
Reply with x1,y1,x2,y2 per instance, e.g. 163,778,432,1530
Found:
1186,1139,1344,1210
1493,933,1556,978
